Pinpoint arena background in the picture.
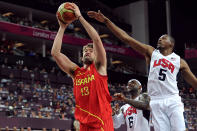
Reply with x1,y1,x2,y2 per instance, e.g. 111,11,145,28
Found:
0,0,196,130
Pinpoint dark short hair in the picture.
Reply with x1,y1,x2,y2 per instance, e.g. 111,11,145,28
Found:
168,35,175,45
162,34,175,45
83,43,93,52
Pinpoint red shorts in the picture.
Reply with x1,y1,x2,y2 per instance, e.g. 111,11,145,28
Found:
80,117,114,131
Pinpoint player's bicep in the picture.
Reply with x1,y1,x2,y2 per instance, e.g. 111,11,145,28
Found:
126,36,154,57
53,53,78,78
117,112,125,124
181,59,197,88
113,112,125,129
94,40,107,68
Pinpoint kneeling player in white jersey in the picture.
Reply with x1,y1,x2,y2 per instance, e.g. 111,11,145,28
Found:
88,11,197,131
112,79,150,131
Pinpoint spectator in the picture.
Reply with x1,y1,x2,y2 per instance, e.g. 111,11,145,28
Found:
38,111,43,118
27,127,31,131
5,126,9,131
30,111,37,118
18,109,27,117
13,126,17,131
59,112,67,120
23,66,28,72
46,112,51,119
61,103,68,114
73,120,80,131
20,127,24,131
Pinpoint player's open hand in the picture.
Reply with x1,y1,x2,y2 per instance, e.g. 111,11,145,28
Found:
66,3,81,19
113,93,126,101
87,10,107,23
56,17,70,29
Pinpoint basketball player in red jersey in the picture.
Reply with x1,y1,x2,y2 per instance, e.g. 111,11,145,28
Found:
51,4,113,131
88,10,197,131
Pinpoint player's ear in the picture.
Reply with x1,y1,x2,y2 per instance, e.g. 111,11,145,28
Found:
139,85,142,91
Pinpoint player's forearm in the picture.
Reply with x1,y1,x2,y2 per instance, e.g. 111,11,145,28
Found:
104,18,151,57
181,59,197,90
51,27,66,56
191,79,197,90
104,18,131,43
189,74,197,90
79,16,101,42
124,98,149,110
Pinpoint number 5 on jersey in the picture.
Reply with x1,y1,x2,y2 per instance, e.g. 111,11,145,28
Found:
158,68,167,81
81,86,89,96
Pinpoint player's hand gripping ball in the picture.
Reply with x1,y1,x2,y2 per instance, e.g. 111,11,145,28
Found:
56,2,76,24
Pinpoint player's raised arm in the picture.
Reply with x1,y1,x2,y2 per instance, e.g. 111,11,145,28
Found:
88,10,154,60
68,4,107,76
51,19,78,79
180,59,197,89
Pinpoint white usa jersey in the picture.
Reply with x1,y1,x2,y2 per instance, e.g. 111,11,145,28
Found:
112,97,150,131
147,49,180,99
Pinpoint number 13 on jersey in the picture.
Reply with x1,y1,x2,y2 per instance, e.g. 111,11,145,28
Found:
81,86,89,96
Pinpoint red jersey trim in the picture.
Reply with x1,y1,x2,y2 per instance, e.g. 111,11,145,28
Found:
73,67,81,78
76,105,104,126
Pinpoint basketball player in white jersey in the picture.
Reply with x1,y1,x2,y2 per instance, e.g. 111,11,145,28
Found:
88,11,197,131
112,79,150,131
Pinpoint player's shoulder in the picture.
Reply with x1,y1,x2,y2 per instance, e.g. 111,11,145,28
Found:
151,49,161,58
74,67,83,76
172,51,180,56
180,58,187,65
180,58,189,70
171,52,181,60
120,104,130,110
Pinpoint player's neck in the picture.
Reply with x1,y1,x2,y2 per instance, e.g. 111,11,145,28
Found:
83,64,91,70
132,95,137,99
132,94,138,99
159,48,173,56
132,91,141,99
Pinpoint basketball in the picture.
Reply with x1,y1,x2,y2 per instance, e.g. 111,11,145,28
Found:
56,2,76,24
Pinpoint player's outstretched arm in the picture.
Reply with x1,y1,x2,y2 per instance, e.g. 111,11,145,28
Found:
180,59,197,89
51,19,78,78
68,4,107,75
88,10,154,59
114,93,150,110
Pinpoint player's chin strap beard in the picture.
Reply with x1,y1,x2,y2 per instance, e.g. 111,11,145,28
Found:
128,84,141,98
129,88,139,98
83,59,93,65
156,46,161,50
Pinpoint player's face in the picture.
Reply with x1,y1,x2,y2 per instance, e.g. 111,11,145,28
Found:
157,35,172,50
127,80,139,92
82,47,95,65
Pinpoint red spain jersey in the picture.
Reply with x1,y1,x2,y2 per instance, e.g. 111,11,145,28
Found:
73,63,113,129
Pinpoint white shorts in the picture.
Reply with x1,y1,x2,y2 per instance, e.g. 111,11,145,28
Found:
149,95,185,131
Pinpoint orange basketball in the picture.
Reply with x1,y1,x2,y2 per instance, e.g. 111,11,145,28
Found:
56,2,76,24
